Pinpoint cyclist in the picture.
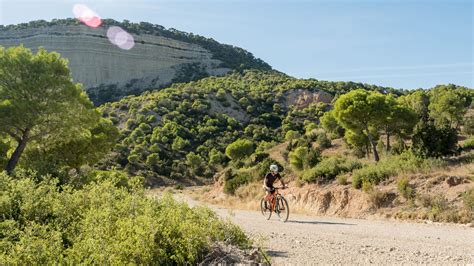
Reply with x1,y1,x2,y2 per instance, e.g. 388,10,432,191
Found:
263,164,286,208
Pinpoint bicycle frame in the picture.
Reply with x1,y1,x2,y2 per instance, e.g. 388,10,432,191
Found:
266,187,285,211
261,186,289,222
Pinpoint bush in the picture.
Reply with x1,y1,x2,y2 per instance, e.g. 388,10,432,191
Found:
0,171,251,264
285,130,301,142
316,132,332,149
352,152,443,189
288,147,320,171
302,156,362,183
397,177,415,199
462,188,474,212
251,152,269,165
225,139,255,161
412,120,458,158
462,115,474,135
417,194,433,208
224,171,253,195
64,169,143,189
461,136,474,151
429,195,448,220
336,175,348,185
367,188,388,209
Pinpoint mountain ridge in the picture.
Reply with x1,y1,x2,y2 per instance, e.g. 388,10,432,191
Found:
0,18,271,104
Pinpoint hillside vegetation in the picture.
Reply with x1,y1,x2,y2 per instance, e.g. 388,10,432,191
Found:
99,70,402,185
189,80,474,223
0,46,255,263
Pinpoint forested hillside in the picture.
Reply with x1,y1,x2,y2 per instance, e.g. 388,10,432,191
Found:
99,70,405,185
0,45,257,264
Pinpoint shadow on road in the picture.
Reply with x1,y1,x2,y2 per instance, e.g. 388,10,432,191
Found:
287,220,356,226
266,250,288,258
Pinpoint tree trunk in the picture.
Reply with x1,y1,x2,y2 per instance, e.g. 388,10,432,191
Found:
6,128,30,175
366,144,370,159
366,130,379,162
386,131,391,152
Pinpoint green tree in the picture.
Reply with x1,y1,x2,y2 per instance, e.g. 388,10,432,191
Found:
186,152,203,174
216,89,226,101
428,85,468,129
21,118,119,175
225,139,254,161
171,136,189,151
333,90,390,161
208,148,225,167
284,130,301,142
0,46,100,174
412,119,458,158
383,95,417,151
398,90,430,120
344,129,371,158
320,111,344,137
463,115,474,135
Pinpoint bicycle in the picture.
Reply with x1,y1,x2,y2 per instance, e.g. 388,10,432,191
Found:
260,186,289,222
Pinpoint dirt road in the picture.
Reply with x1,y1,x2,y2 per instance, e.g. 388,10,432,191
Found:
179,192,474,265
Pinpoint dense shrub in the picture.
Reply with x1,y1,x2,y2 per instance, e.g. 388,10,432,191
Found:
412,120,458,158
288,146,320,171
397,177,415,199
367,188,390,209
462,115,474,135
225,139,255,161
352,152,444,189
463,188,474,212
250,152,270,165
224,171,253,195
0,171,250,264
316,132,332,149
461,136,474,151
301,156,362,183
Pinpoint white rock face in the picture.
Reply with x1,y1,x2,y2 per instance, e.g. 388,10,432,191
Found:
0,24,230,103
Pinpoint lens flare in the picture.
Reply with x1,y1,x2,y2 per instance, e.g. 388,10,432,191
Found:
73,4,102,28
107,26,135,50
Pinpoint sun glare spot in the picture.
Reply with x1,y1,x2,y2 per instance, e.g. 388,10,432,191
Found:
73,4,102,28
107,26,135,50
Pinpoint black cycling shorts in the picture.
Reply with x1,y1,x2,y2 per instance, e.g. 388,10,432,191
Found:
264,186,275,192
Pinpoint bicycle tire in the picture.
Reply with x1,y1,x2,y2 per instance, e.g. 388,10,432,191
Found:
260,198,272,220
276,196,289,222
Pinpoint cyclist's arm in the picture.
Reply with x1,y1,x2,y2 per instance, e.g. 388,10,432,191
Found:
278,175,286,187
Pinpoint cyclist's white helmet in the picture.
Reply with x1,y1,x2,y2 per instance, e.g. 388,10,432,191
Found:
270,164,279,173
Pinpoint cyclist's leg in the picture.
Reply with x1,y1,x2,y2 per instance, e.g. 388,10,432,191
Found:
264,187,275,209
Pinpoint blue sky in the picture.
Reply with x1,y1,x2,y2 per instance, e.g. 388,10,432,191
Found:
0,0,472,89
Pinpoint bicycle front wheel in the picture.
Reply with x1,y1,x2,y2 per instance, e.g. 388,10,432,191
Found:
260,198,272,220
276,196,289,222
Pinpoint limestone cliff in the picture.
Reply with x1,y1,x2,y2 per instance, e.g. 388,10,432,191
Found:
0,19,271,104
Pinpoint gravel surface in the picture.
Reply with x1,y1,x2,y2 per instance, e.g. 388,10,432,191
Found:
181,193,474,265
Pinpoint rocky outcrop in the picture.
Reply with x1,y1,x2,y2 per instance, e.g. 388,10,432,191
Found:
0,24,231,104
284,89,334,109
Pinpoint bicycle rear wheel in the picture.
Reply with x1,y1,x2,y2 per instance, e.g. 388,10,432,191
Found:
260,198,272,220
276,196,289,222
